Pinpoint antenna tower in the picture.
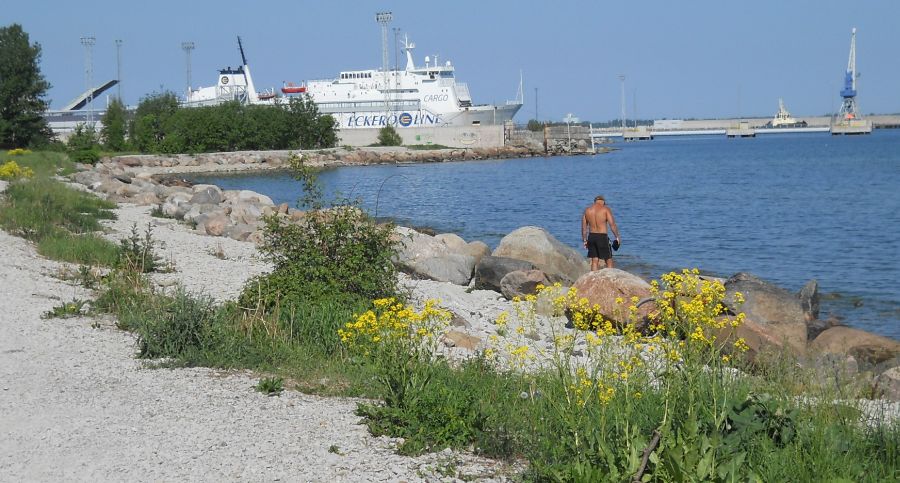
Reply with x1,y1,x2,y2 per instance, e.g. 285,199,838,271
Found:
376,12,393,123
80,36,96,126
115,39,123,101
182,41,195,99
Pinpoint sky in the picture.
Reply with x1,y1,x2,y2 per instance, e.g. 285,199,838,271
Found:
7,0,900,121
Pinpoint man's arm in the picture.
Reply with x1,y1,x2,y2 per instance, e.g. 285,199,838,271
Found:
607,208,620,242
581,211,588,247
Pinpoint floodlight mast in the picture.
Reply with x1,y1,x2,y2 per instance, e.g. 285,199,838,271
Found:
115,39,123,101
376,11,393,123
182,41,195,99
80,36,96,127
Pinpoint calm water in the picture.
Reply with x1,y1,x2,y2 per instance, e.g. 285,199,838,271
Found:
191,130,900,338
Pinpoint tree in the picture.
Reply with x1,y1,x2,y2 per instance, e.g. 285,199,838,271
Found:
377,125,402,146
129,91,179,152
526,119,543,132
67,124,100,164
101,97,128,151
0,24,52,148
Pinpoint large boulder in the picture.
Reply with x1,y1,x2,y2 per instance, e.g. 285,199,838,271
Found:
189,185,224,205
808,326,900,370
492,226,589,284
474,256,535,292
500,270,551,300
570,269,653,325
463,240,491,266
724,272,808,349
874,367,900,402
237,189,274,206
393,226,475,285
434,233,467,252
230,201,263,225
716,317,807,361
197,212,229,237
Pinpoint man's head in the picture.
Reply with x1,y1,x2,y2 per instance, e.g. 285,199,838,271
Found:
594,195,605,204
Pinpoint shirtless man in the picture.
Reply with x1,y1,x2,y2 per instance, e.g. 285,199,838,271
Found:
581,195,621,270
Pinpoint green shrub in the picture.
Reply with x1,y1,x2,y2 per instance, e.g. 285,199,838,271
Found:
117,223,162,273
240,154,398,311
67,123,101,164
377,125,402,146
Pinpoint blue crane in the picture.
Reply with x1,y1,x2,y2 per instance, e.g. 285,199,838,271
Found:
838,28,860,120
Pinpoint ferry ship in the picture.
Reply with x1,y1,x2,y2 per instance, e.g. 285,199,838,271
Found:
764,98,808,128
184,36,523,129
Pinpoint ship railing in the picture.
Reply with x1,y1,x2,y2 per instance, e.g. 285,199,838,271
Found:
316,99,421,113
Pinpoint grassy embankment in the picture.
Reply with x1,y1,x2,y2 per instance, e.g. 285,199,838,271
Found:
6,150,897,481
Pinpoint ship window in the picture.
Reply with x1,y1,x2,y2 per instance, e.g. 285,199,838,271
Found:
472,121,481,125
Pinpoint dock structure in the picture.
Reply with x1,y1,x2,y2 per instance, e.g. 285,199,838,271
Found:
622,126,654,141
831,119,873,135
726,121,756,138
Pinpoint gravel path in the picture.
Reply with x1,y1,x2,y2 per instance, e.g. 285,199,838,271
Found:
0,203,516,482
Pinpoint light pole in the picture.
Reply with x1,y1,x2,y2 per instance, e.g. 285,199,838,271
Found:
618,74,626,132
181,41,195,100
376,12,393,125
115,39,123,101
81,36,96,127
563,113,579,149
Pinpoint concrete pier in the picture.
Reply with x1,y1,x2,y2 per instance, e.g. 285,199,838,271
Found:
726,121,756,138
831,119,873,135
623,126,654,141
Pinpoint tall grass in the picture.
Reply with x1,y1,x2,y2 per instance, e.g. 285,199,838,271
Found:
0,152,120,266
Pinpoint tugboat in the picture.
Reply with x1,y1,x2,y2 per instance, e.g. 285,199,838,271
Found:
765,98,808,128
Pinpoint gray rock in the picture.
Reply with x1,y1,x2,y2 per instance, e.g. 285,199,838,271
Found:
131,192,160,205
474,256,535,292
492,226,589,285
413,254,476,286
500,269,551,300
229,201,263,225
189,185,224,205
434,233,467,252
799,279,819,321
237,190,274,206
184,204,225,224
198,213,229,237
224,223,257,242
462,241,491,266
875,367,900,401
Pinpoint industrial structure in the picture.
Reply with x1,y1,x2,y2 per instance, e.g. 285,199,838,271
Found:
832,28,872,135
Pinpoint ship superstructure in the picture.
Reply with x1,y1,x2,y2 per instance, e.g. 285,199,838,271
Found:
291,35,522,129
765,98,807,128
184,33,522,129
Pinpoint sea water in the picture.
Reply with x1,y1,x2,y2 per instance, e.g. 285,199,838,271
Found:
190,130,900,338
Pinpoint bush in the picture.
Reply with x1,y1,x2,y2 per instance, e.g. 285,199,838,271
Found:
67,123,101,164
377,126,402,146
240,154,398,311
130,94,336,154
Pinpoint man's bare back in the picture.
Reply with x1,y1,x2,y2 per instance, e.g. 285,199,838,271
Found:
581,196,620,270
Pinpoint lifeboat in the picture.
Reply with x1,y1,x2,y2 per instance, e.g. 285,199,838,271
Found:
281,82,306,94
258,91,276,100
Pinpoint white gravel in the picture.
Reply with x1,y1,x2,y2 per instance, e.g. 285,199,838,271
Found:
0,203,518,482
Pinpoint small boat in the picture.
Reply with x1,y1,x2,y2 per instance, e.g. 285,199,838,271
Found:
257,89,276,100
281,82,306,94
765,98,808,128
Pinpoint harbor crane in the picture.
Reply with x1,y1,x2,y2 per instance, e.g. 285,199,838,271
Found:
838,28,860,120
832,27,872,135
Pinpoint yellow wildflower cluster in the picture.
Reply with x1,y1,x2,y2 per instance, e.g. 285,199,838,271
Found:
338,298,450,355
568,366,616,407
0,160,34,181
650,269,748,362
6,148,31,156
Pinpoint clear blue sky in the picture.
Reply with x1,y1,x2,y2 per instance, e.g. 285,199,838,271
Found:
8,0,900,121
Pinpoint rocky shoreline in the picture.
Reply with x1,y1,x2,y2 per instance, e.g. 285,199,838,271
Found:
69,149,900,403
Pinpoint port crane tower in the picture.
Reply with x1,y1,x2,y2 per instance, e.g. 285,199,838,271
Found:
832,27,872,135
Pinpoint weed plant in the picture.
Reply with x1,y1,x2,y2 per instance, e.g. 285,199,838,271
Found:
255,376,284,396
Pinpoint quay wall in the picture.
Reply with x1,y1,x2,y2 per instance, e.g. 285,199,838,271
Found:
337,125,505,148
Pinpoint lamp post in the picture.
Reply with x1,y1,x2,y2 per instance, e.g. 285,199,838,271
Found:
115,39,123,101
80,36,95,127
181,41,195,100
563,113,579,150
